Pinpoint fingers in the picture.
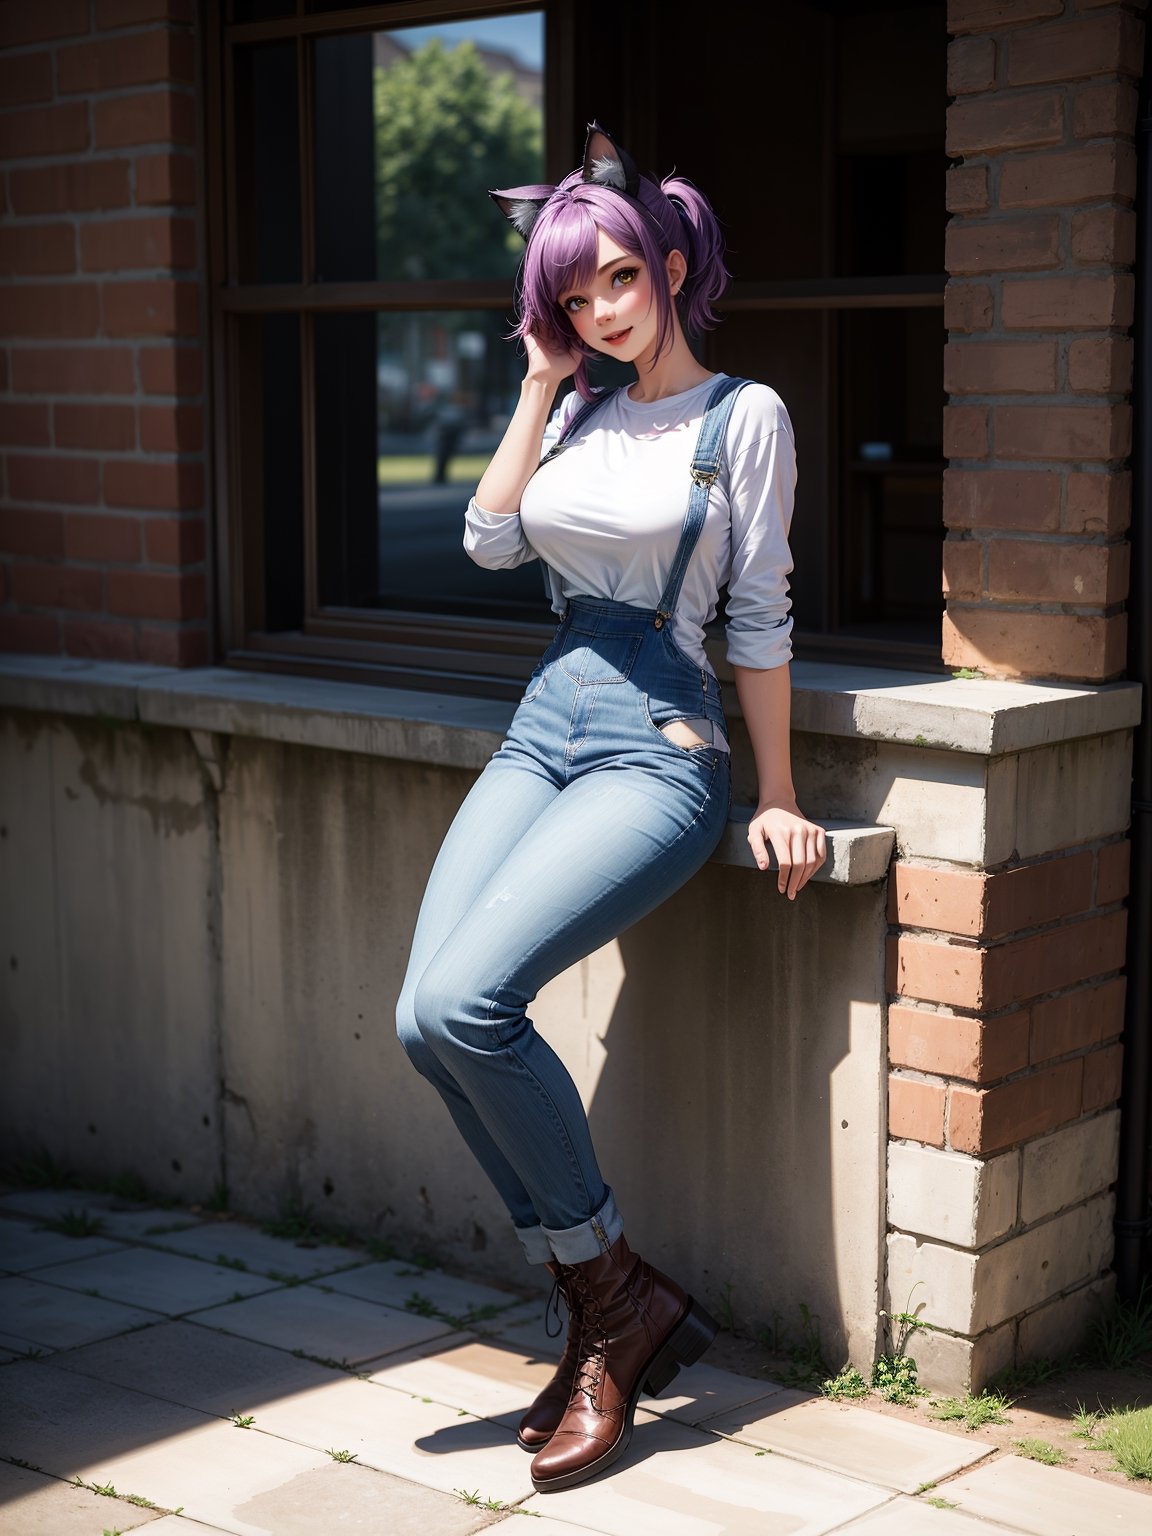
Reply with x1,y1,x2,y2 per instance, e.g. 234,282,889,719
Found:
748,816,828,899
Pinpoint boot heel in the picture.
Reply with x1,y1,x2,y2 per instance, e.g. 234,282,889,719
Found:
643,1299,718,1396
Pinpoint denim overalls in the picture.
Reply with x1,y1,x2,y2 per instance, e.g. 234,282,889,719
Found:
396,377,748,1267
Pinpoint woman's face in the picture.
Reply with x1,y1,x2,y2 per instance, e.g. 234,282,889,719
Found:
556,227,672,366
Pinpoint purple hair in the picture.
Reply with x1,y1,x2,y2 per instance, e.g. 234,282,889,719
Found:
514,168,730,401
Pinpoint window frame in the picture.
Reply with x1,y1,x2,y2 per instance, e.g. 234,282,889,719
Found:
206,1,948,697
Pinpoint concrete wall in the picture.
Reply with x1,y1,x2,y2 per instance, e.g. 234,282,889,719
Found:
0,708,889,1371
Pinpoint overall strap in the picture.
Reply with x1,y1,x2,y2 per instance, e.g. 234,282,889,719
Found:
654,375,751,629
537,386,621,468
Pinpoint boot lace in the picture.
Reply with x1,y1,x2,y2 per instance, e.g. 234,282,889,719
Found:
566,1271,607,1406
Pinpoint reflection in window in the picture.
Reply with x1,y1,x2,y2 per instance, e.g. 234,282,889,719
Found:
314,13,544,284
315,310,554,621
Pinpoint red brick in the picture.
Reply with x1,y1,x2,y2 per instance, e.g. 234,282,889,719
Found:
138,343,201,395
138,621,209,666
0,224,76,278
93,89,195,149
101,280,198,338
0,51,53,106
944,538,982,599
944,340,1058,393
1096,840,1130,906
945,468,1060,533
1065,471,1130,535
946,216,1061,276
54,402,136,452
1007,11,1145,84
139,403,201,452
987,539,1128,605
890,932,985,1009
896,851,1098,938
0,506,64,558
0,284,100,339
64,511,141,562
0,102,89,160
0,401,51,447
9,159,132,215
1031,977,1125,1063
0,0,89,46
11,345,135,396
104,457,203,510
948,1,1062,32
948,1060,1084,1154
947,91,1063,156
1068,336,1134,394
893,864,984,936
1082,1042,1124,1112
943,607,1126,681
889,1076,947,1147
945,281,994,331
142,512,204,563
986,912,1128,1008
62,616,137,659
81,216,196,273
58,30,194,93
947,166,989,215
948,34,996,94
889,1003,1030,1084
135,152,196,207
1073,81,1140,140
0,611,60,651
1000,143,1137,209
1071,206,1137,265
7,453,100,505
106,567,204,619
995,404,1131,462
10,560,103,610
1002,274,1134,331
945,405,988,459
97,0,195,23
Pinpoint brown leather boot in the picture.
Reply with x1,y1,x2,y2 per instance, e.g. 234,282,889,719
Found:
516,1262,584,1451
529,1233,717,1492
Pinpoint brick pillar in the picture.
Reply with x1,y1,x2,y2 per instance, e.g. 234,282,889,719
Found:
885,834,1130,1384
0,0,209,667
943,0,1143,683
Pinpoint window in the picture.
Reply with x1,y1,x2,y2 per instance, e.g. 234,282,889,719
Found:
208,1,947,694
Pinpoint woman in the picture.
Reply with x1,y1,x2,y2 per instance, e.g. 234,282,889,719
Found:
396,123,826,1494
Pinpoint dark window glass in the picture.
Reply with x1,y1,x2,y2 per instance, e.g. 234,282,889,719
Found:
234,44,301,284
313,14,544,283
314,309,551,621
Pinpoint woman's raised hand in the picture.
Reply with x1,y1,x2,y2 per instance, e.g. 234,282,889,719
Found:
746,800,827,900
523,331,582,389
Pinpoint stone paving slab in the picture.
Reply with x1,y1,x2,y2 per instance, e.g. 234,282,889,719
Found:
0,1221,127,1273
943,1453,1152,1534
518,1412,891,1535
185,1284,456,1366
320,1258,528,1322
0,1327,53,1357
703,1388,996,1494
0,1189,119,1220
639,1362,784,1427
480,1306,566,1361
0,1359,338,1536
0,1458,164,1535
364,1333,562,1424
832,1496,999,1533
0,1275,160,1348
32,1247,277,1315
91,1210,208,1243
248,1372,536,1505
48,1319,346,1419
153,1222,368,1280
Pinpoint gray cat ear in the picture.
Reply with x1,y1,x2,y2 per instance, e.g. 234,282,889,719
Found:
489,185,556,241
582,122,640,199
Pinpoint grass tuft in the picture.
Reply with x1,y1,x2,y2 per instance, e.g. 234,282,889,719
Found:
929,1390,1014,1431
1012,1438,1067,1466
820,1366,870,1401
1097,1404,1152,1480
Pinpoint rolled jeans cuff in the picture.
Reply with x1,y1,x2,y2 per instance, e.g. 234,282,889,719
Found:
542,1186,624,1265
514,1223,555,1267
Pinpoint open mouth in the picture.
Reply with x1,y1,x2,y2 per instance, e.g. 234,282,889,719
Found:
602,328,632,345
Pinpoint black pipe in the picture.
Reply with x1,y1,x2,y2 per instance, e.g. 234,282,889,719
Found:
1115,20,1152,1300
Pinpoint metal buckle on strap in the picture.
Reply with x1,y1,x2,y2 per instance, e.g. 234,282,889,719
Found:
654,608,671,630
690,466,719,487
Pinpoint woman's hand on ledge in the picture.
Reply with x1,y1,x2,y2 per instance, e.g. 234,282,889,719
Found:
747,800,827,899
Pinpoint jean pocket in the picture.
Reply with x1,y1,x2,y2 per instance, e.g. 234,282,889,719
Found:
641,692,728,757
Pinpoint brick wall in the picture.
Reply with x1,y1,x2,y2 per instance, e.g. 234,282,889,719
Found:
943,0,1144,682
0,0,208,667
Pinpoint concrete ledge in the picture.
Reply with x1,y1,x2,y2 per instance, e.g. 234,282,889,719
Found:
718,813,894,886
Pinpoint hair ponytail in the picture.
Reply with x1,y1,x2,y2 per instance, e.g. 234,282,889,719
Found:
660,176,729,336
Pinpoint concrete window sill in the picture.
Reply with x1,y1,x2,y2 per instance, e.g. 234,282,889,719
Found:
0,655,1139,887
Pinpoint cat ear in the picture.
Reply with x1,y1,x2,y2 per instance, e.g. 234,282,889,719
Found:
581,122,641,199
489,185,556,242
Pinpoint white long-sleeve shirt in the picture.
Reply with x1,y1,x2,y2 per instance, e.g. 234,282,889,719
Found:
463,373,797,673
